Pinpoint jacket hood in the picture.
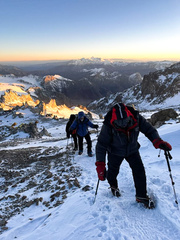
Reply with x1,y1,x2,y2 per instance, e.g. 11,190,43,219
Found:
111,103,133,120
78,111,85,119
105,103,138,131
69,114,76,121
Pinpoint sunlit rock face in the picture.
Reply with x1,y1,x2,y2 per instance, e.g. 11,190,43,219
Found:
40,99,95,119
0,90,39,110
0,90,97,120
43,75,58,83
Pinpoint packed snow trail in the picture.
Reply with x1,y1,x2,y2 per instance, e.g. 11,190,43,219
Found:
1,123,180,240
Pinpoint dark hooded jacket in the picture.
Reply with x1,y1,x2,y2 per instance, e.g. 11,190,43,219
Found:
96,103,160,162
66,114,76,138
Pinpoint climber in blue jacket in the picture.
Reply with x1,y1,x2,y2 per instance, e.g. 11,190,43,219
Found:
69,111,98,157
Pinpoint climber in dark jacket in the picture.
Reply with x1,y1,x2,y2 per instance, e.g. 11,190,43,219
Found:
66,114,78,150
95,103,172,208
70,111,98,157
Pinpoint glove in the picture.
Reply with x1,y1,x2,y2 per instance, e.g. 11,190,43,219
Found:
153,138,172,151
72,129,76,135
95,162,106,181
94,124,99,129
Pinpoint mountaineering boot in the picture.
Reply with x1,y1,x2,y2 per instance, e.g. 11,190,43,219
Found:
78,150,83,155
136,196,155,209
88,152,93,157
110,186,121,197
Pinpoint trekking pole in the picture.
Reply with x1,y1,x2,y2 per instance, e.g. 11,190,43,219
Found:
66,138,69,160
96,128,99,138
70,136,73,150
164,151,179,210
70,136,75,162
93,179,100,204
66,138,69,149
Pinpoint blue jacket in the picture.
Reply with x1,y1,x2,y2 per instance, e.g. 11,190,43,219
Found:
70,116,96,137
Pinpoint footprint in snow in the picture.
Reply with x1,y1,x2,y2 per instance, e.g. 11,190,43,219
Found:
101,215,108,223
92,211,99,218
98,224,107,232
150,177,166,185
161,184,172,194
101,204,112,212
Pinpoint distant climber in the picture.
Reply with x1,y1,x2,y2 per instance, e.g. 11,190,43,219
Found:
66,114,78,150
69,111,98,157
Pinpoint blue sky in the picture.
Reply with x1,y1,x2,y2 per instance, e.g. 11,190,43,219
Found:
0,0,180,62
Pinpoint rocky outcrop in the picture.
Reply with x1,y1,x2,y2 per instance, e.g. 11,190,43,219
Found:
0,121,51,141
0,146,81,233
141,63,180,101
149,109,179,127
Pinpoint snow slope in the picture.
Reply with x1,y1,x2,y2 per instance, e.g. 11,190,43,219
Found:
0,75,41,93
0,116,180,240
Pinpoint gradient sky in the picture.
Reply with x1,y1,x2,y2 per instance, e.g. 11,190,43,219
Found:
0,0,180,62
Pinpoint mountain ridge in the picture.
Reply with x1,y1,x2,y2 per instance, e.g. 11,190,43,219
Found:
0,60,179,111
88,62,180,113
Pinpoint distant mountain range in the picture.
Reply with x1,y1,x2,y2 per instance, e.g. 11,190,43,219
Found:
16,57,176,77
0,64,27,76
0,58,177,106
0,57,176,77
88,62,180,112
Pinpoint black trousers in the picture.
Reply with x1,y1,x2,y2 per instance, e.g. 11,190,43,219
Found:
77,133,92,153
107,151,147,197
71,134,78,149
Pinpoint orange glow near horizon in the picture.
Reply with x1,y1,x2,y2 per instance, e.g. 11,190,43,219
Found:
0,54,180,62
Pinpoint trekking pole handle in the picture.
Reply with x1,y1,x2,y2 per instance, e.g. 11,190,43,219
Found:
165,151,171,172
